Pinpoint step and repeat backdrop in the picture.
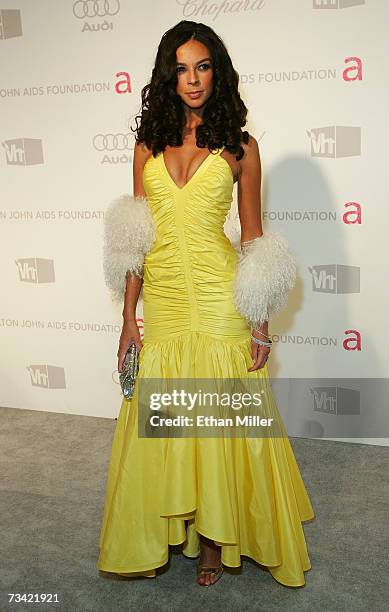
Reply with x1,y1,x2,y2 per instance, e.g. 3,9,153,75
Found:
1,1,387,445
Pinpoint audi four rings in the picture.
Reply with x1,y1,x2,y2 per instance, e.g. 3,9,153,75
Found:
73,0,120,19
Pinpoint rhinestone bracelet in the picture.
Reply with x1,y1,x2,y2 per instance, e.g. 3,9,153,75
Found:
251,334,272,348
251,325,271,339
252,329,270,339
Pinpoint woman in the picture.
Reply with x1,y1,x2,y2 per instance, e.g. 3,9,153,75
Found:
98,20,314,588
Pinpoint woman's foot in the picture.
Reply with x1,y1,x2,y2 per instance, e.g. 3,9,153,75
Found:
196,535,223,586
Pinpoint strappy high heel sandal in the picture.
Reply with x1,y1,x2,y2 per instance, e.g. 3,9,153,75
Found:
196,559,224,587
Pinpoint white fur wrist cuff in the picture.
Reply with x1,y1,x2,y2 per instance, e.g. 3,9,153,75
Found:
102,194,156,302
233,232,297,327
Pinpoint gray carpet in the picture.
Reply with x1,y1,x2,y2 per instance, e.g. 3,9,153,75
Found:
1,406,388,612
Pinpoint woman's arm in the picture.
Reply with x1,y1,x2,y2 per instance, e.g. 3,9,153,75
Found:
237,134,263,244
233,134,297,371
117,141,154,371
121,140,150,324
236,135,269,371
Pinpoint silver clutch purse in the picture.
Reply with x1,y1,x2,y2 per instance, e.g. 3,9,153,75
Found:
119,342,139,400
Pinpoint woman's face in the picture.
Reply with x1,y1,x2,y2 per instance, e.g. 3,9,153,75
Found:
175,39,214,108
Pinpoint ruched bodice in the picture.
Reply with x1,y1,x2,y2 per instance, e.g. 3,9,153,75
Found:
142,146,250,342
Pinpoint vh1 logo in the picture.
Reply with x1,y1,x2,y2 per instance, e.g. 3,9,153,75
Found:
15,258,55,284
309,265,360,294
27,365,66,389
313,0,365,8
307,126,361,158
311,386,360,415
0,9,22,39
2,139,44,166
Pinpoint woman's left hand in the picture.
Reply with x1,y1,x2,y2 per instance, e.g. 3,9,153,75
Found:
248,324,271,371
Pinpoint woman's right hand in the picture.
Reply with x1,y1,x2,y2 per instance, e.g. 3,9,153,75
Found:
117,319,143,373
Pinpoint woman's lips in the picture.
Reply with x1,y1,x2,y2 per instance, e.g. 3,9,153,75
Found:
187,91,203,99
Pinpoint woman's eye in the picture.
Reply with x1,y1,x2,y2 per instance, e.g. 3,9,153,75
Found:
176,64,211,74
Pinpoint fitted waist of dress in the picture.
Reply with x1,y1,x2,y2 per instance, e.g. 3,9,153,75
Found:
142,235,249,342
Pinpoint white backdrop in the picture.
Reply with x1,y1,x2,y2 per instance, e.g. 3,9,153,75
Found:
1,0,388,445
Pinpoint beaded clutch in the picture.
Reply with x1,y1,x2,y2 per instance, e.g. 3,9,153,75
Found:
119,342,139,400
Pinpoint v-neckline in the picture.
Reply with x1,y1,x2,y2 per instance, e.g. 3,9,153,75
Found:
161,146,225,192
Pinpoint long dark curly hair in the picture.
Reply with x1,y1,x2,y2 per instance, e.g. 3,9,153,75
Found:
131,20,249,161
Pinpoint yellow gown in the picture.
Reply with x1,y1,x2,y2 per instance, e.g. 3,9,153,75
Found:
97,146,315,587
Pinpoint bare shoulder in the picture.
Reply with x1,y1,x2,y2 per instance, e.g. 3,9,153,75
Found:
133,141,153,197
134,140,153,164
240,134,260,167
238,133,261,184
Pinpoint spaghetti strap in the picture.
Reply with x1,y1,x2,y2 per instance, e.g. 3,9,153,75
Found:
215,145,225,155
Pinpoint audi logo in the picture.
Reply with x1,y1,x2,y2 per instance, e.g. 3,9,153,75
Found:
73,0,120,19
93,133,133,151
